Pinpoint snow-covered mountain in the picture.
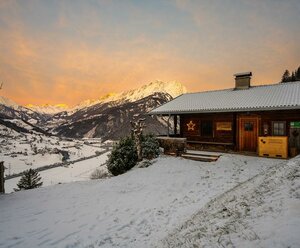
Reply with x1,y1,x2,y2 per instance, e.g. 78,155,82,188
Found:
0,96,20,110
23,81,186,115
26,103,70,115
71,80,187,111
54,92,173,140
0,96,48,124
1,81,187,139
109,80,186,104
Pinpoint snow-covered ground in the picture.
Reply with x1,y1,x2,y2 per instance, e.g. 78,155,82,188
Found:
1,154,294,248
0,123,104,176
5,152,110,193
160,156,300,248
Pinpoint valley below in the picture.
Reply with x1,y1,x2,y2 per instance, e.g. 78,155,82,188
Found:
0,81,299,247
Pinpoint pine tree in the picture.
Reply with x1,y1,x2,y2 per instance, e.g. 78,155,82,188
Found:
14,168,43,191
296,67,300,81
281,70,290,83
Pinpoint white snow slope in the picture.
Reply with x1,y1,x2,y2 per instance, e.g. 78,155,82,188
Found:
1,154,296,248
160,155,300,248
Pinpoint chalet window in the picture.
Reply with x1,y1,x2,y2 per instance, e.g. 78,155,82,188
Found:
263,123,269,135
272,121,286,136
244,122,253,131
201,120,213,137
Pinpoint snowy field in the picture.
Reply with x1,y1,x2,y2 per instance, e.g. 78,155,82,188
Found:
0,123,104,176
1,154,293,248
5,152,110,193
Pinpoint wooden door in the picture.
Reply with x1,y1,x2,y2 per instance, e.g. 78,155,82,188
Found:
239,117,258,152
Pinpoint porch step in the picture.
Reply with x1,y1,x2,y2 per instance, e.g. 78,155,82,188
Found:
181,152,220,162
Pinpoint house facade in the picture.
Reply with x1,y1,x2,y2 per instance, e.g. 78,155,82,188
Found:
149,73,300,155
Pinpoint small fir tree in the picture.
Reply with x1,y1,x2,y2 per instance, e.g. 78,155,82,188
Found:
296,67,300,81
281,69,290,83
14,168,43,191
281,66,300,83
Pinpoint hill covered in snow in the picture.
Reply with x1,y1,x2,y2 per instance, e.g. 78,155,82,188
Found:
1,153,299,247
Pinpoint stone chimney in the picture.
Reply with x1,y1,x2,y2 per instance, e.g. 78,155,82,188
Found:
234,72,252,90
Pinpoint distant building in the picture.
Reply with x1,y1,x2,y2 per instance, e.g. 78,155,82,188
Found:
149,73,300,157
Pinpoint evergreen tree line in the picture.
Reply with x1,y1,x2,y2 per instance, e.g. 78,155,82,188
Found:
281,66,300,83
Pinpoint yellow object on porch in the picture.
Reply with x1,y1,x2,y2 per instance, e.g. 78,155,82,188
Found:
258,136,288,159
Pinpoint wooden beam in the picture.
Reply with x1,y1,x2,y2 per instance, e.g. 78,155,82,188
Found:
174,115,177,135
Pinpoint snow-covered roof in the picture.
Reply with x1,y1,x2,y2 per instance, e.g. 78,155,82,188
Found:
149,81,300,115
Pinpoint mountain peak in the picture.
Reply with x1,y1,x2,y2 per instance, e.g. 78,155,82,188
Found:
140,80,187,98
0,96,20,109
114,80,187,103
25,103,70,114
23,80,187,113
73,81,187,110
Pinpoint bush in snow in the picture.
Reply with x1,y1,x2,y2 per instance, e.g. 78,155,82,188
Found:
14,168,43,191
141,134,160,160
107,136,138,176
60,150,70,162
90,166,112,179
137,159,153,168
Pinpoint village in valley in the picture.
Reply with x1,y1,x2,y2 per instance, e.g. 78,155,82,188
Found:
0,1,300,248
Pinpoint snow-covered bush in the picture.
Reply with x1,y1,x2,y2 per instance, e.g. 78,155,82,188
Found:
107,136,138,176
142,134,159,160
90,166,112,179
137,159,153,168
14,168,43,191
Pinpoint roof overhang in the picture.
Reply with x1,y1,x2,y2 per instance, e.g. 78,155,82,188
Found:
149,105,300,116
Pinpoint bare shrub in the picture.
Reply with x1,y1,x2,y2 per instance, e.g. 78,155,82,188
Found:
90,166,112,180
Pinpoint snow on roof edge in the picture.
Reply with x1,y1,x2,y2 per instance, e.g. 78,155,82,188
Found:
148,81,300,115
149,105,300,115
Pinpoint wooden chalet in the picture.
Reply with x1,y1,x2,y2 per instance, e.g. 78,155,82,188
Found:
149,73,300,157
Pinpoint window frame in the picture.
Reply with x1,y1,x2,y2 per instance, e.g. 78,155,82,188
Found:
200,120,213,137
272,121,286,136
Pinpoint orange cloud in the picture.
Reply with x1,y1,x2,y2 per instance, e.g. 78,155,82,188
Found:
0,0,299,107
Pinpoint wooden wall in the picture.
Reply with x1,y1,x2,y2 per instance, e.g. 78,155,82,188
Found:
257,110,300,136
179,109,300,150
180,113,235,143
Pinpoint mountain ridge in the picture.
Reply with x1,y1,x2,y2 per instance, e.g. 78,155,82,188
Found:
0,80,186,140
25,81,187,114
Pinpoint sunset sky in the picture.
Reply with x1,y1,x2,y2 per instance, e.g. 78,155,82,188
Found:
0,0,299,106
